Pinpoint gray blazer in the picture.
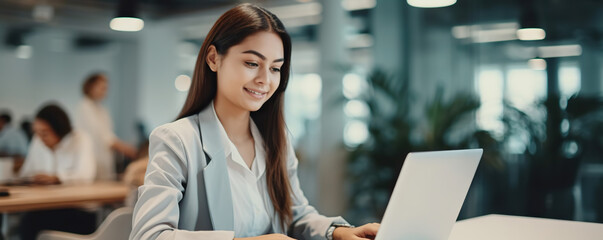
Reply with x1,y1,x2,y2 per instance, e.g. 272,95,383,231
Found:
130,106,348,240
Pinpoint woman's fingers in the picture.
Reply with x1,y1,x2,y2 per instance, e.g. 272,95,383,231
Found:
364,222,380,233
355,223,380,239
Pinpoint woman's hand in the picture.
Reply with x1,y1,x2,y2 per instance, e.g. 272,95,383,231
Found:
111,140,138,159
333,223,380,240
234,234,296,240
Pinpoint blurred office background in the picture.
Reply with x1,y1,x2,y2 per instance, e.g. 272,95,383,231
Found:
1,0,602,226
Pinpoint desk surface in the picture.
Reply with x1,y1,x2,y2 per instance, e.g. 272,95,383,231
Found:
449,214,603,240
0,182,128,213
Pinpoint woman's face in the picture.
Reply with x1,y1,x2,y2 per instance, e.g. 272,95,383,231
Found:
33,119,61,149
90,76,108,101
209,31,284,112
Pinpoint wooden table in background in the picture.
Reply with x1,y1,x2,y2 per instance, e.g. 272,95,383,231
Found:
0,182,128,213
0,182,128,240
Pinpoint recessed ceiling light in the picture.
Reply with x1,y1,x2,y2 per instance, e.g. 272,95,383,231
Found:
407,0,456,8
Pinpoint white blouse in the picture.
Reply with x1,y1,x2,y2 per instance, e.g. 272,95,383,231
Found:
19,130,96,184
76,97,117,181
209,103,272,238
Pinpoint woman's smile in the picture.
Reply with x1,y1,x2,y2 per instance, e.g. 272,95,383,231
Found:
244,87,268,99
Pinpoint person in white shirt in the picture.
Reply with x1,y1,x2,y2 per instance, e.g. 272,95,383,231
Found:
130,4,380,240
76,73,136,181
0,111,29,158
19,104,96,185
18,103,98,240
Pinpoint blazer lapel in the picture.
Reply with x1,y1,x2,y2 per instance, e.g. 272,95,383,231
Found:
198,106,234,231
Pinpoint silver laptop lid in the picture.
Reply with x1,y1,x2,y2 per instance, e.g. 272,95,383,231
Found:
375,149,483,240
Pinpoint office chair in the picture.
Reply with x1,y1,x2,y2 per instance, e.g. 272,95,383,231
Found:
37,207,133,240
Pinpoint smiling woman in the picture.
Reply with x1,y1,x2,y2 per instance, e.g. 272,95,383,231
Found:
129,3,379,240
206,32,285,114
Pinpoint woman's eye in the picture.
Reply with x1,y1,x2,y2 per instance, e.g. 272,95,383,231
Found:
245,62,259,67
271,67,281,72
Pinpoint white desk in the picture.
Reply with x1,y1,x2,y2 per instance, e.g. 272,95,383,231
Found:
449,214,603,240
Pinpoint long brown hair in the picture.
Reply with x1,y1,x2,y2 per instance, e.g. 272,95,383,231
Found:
176,3,293,229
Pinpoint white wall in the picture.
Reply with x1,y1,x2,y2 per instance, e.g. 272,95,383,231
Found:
0,24,139,143
136,20,185,130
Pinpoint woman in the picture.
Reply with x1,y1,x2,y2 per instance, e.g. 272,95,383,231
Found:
77,73,137,181
19,104,96,184
131,3,379,240
19,104,97,240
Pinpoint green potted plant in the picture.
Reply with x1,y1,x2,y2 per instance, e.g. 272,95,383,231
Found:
345,69,504,222
502,93,603,220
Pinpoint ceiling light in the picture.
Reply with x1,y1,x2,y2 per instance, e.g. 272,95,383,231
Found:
451,25,471,39
407,0,456,8
517,28,545,41
473,29,518,43
110,0,144,32
538,44,582,58
110,17,144,32
268,2,322,19
528,58,546,70
342,0,377,11
452,22,521,43
517,6,545,41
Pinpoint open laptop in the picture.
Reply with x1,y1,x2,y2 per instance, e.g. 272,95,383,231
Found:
375,149,483,240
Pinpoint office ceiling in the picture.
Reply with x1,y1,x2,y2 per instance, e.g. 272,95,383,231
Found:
0,0,601,44
0,0,250,38
0,0,240,20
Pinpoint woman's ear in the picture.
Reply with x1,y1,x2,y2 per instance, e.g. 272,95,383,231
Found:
206,45,219,72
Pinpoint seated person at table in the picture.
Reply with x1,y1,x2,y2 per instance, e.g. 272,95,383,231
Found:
0,110,29,173
19,103,96,184
0,110,29,157
18,103,98,240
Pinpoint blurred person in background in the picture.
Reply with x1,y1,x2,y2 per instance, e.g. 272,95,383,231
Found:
0,110,29,174
123,140,149,207
0,110,29,158
19,103,96,185
77,72,137,181
130,4,379,240
20,118,34,143
18,103,98,240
